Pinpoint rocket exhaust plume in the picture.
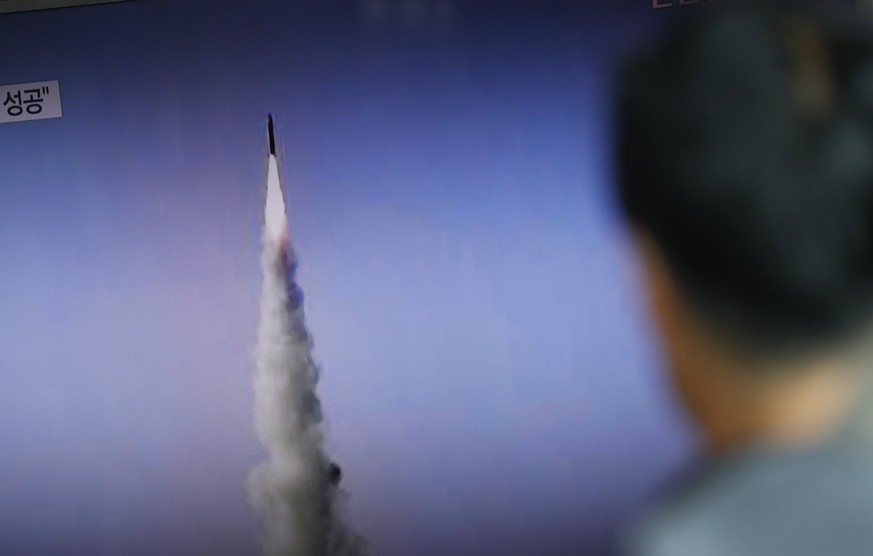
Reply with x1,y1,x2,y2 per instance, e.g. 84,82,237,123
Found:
248,115,366,556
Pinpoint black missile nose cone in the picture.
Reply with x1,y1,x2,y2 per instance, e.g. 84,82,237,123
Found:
268,113,276,156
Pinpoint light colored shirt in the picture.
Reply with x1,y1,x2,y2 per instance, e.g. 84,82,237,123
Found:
628,389,873,556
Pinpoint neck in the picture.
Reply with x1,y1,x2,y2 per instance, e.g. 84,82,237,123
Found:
705,360,864,457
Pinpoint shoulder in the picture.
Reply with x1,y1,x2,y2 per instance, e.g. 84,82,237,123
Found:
626,447,873,556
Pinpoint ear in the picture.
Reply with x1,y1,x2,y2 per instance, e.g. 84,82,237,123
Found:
631,227,716,435
632,228,682,340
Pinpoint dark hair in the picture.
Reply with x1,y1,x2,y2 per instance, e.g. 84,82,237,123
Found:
616,3,873,357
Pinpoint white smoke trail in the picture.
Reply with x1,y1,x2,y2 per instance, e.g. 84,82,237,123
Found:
248,152,366,556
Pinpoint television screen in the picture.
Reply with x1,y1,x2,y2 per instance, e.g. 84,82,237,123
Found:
0,1,860,555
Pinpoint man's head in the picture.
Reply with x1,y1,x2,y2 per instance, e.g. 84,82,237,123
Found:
616,3,873,453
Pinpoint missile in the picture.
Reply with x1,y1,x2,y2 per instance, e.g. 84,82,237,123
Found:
268,113,276,156
264,113,286,244
263,114,304,312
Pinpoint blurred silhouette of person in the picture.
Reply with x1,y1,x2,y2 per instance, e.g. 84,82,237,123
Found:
616,2,873,555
